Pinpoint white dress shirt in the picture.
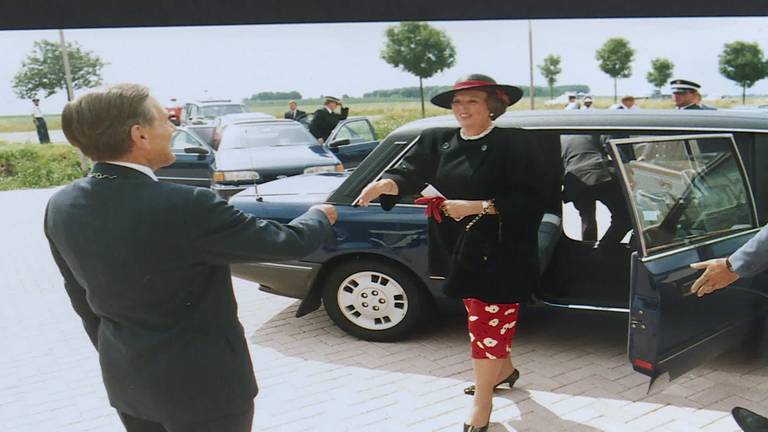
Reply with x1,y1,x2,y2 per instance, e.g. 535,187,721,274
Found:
103,161,158,181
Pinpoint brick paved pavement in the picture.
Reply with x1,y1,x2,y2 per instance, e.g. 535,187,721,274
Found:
2,187,767,431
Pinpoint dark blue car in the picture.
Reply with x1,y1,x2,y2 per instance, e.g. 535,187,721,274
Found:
230,109,768,384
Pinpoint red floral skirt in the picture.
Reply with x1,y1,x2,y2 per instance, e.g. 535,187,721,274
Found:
463,298,520,359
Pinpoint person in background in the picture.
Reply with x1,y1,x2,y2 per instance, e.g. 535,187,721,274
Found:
689,224,768,432
580,96,594,110
610,95,636,110
46,83,337,432
32,98,51,144
564,93,580,110
309,96,348,144
284,100,307,122
670,79,716,110
561,134,632,246
356,74,551,432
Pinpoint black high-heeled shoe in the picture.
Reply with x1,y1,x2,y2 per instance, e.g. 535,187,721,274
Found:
463,423,489,432
463,368,520,396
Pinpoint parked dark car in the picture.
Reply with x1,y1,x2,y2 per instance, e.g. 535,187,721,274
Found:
155,127,214,188
210,119,344,199
229,109,768,383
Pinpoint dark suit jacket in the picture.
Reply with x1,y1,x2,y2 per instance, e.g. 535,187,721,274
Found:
44,162,332,424
561,134,616,203
309,106,348,141
380,127,552,303
284,109,307,121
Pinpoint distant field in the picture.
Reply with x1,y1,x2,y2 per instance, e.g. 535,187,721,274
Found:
1,96,766,138
0,115,62,134
247,96,768,139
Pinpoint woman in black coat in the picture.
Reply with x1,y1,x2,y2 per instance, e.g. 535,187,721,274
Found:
357,74,546,432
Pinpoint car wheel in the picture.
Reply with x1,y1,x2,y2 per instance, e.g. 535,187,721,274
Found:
321,258,431,342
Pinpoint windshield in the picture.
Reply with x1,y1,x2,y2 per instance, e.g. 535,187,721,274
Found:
200,104,246,118
219,123,316,150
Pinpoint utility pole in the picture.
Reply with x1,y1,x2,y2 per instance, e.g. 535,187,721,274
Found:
528,20,535,110
59,29,88,174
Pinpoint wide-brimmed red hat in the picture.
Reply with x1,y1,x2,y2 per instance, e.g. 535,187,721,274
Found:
430,73,523,109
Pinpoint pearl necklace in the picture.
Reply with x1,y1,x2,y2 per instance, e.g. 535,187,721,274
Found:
460,123,495,140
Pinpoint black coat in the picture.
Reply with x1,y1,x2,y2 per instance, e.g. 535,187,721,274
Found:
380,127,551,303
309,106,348,140
44,162,332,424
284,109,307,121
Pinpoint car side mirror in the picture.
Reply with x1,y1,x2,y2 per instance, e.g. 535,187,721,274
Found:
329,138,351,148
184,147,209,155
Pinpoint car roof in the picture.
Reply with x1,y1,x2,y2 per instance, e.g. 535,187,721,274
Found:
217,112,274,122
391,109,768,136
192,100,244,106
227,119,307,127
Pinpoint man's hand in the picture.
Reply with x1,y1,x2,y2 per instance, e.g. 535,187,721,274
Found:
310,204,337,225
689,258,740,297
356,179,398,207
441,200,484,221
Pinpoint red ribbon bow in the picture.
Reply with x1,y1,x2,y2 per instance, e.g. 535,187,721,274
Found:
414,196,446,223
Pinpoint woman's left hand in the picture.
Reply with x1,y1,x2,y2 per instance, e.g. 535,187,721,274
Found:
441,200,483,221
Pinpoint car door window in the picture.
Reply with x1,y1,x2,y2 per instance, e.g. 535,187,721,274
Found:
610,133,757,256
171,130,206,151
334,120,375,144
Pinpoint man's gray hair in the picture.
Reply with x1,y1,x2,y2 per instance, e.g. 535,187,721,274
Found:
62,83,157,161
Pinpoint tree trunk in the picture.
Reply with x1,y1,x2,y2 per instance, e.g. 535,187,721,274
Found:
419,77,425,118
614,78,618,104
549,84,553,99
743,84,746,104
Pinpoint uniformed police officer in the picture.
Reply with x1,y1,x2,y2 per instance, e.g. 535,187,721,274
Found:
309,96,349,144
670,79,717,110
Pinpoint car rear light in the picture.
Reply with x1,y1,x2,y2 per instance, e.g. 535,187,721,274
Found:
213,171,225,182
632,359,654,371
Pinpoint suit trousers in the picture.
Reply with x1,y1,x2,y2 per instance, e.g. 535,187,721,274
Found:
572,179,632,244
118,402,254,432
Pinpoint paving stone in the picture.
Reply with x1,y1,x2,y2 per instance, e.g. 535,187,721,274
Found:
5,188,768,431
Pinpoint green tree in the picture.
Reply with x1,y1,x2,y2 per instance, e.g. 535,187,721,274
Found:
595,37,635,103
12,40,106,100
646,57,674,94
538,54,562,99
381,22,456,117
718,41,768,104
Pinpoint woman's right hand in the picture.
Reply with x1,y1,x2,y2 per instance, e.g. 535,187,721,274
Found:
356,179,399,207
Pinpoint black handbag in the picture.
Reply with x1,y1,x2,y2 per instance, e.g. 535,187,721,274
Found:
451,205,504,271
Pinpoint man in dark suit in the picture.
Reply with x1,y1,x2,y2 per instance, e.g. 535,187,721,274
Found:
283,100,306,122
309,95,348,144
689,224,768,432
561,134,632,245
670,79,717,110
45,83,337,432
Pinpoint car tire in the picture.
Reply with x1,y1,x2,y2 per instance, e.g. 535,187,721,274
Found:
321,258,432,342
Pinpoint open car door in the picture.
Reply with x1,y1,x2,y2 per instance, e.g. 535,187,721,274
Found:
609,133,766,385
326,118,379,168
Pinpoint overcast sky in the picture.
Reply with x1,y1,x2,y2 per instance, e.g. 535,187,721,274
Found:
1,16,767,116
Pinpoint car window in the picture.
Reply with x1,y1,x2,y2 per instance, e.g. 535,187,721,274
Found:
334,120,375,144
218,123,316,150
611,134,756,255
200,104,247,118
171,130,206,151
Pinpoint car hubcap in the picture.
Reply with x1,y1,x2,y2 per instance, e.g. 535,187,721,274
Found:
336,271,408,330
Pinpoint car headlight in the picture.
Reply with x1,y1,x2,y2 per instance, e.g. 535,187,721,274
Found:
303,164,344,174
212,170,260,182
